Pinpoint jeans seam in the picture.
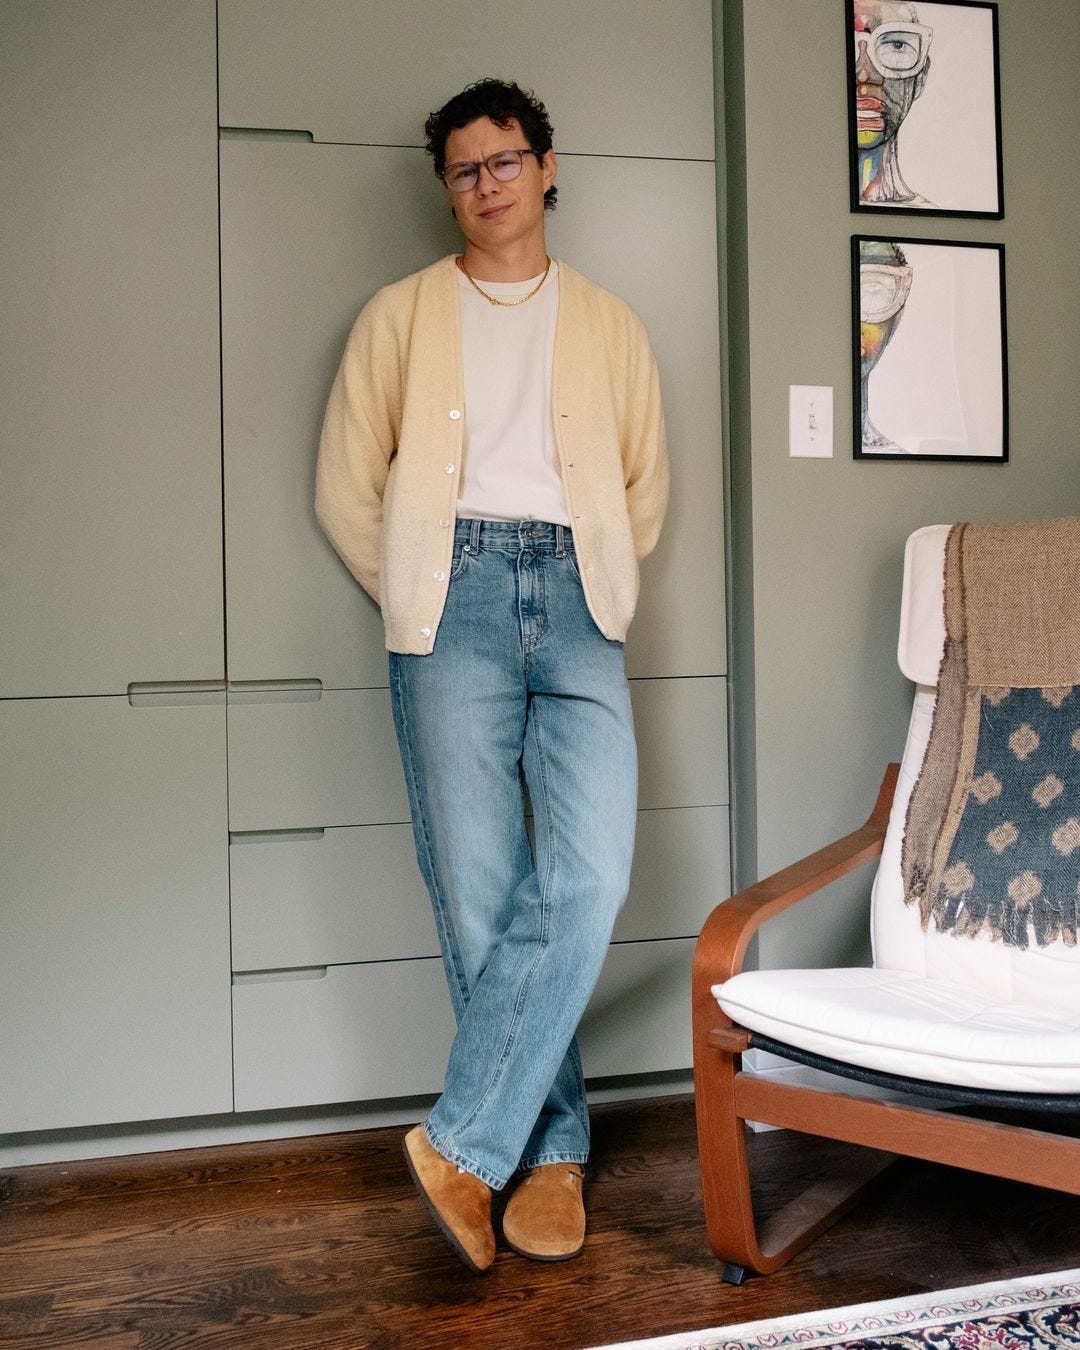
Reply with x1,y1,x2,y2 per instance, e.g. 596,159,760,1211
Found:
517,1150,589,1172
425,1122,507,1191
390,657,471,1015
440,694,556,1151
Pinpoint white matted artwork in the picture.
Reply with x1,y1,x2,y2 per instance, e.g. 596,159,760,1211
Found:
848,0,1004,217
853,235,1007,461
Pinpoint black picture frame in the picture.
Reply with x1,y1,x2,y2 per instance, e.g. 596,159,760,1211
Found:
848,0,1004,218
853,235,1008,462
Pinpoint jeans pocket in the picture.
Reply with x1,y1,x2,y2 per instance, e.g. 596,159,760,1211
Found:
562,548,583,584
450,540,473,580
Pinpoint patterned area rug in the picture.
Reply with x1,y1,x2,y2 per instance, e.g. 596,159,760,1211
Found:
587,1269,1080,1350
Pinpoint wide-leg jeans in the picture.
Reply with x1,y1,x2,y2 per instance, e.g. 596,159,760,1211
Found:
388,518,638,1190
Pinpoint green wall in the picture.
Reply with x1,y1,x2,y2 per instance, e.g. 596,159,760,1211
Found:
720,0,1080,967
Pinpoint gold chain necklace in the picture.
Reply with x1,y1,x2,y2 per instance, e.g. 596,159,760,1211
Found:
458,255,551,308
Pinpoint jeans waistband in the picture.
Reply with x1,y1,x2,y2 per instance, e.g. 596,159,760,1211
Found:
453,518,574,555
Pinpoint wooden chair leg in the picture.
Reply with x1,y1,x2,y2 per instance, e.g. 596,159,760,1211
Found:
693,1035,764,1277
693,1036,896,1277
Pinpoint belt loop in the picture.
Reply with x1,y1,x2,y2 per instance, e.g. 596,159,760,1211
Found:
468,518,481,554
555,524,566,558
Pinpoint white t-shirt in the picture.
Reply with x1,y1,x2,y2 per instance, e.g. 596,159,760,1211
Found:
455,261,570,526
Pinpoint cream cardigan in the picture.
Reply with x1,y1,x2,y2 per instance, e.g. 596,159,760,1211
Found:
315,254,668,655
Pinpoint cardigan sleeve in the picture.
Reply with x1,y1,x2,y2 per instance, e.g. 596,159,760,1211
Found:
314,295,402,605
620,311,670,561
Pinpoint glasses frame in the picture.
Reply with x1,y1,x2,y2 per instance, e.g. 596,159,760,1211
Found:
859,262,914,323
853,22,934,80
440,148,544,194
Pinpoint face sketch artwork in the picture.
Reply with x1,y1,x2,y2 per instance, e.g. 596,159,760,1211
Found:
860,239,912,452
854,0,933,206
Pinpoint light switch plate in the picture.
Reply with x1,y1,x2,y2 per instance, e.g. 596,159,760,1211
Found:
789,385,833,458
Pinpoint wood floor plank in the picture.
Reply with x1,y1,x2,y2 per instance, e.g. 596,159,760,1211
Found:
2,1095,1080,1348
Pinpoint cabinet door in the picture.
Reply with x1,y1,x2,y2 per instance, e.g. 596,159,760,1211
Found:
221,142,725,688
218,0,713,159
552,156,727,681
0,0,222,698
0,697,232,1133
220,139,457,690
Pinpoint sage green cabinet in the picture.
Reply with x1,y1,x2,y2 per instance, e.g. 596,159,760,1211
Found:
1,0,222,700
0,697,232,1133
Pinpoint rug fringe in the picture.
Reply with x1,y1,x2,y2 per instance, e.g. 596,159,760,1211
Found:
586,1267,1080,1350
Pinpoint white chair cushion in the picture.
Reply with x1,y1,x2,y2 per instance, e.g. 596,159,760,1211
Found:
715,966,1080,1094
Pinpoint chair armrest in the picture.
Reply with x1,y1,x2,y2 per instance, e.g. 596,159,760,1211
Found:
693,764,899,995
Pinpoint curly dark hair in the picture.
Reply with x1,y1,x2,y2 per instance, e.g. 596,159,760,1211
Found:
424,78,557,211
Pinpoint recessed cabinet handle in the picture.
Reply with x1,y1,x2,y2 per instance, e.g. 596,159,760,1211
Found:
229,828,326,845
219,127,314,143
127,681,226,707
232,967,329,985
226,679,323,705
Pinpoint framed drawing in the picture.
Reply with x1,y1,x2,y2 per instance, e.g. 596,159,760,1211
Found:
853,235,1008,462
848,0,1004,217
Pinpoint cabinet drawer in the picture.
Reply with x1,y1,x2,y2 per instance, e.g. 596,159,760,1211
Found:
232,937,693,1114
227,679,727,835
232,958,453,1112
632,677,728,809
227,688,408,832
579,939,694,1078
232,806,727,972
230,823,437,970
615,807,730,942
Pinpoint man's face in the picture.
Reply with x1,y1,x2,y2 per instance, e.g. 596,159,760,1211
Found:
442,116,556,257
853,1,931,151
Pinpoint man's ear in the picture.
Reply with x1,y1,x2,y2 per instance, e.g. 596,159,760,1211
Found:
542,149,558,192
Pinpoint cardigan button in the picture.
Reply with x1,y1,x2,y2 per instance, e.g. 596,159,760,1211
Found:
449,409,461,420
433,570,445,581
419,626,431,639
444,464,455,474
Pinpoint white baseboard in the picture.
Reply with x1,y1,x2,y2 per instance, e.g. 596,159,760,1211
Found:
0,1070,694,1169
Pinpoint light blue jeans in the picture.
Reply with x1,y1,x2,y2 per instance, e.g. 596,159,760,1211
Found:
389,518,638,1190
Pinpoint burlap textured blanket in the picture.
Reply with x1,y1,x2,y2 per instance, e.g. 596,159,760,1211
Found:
901,518,1080,948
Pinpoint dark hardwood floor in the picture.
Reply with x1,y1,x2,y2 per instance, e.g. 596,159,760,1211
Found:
2,1095,1079,1349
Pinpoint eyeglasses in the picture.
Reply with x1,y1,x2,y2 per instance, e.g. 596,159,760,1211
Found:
440,148,544,193
853,22,933,79
860,263,913,323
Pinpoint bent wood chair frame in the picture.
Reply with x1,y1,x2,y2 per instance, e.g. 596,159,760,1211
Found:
692,764,1080,1282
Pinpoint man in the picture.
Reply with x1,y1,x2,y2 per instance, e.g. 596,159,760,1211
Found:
854,0,933,206
315,79,668,1271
